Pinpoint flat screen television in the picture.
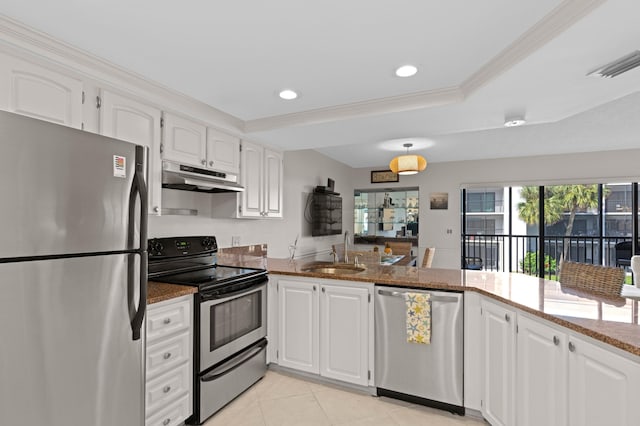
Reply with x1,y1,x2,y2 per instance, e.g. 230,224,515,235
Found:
311,192,342,236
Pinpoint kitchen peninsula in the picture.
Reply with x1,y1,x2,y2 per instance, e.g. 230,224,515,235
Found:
267,257,640,426
267,258,640,356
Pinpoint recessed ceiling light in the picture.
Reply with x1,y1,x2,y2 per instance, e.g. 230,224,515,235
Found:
279,89,298,100
395,65,418,77
504,118,526,127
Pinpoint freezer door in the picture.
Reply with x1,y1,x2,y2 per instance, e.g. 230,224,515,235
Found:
0,111,145,257
0,254,144,426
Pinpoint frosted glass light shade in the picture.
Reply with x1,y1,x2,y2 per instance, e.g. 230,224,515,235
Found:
389,154,427,175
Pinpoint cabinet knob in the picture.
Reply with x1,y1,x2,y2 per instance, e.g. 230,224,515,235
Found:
209,161,214,166
163,318,171,325
504,313,511,322
321,287,325,293
163,352,172,360
153,206,160,213
553,335,560,346
201,159,206,165
162,419,171,426
163,385,171,393
568,342,576,352
313,285,316,291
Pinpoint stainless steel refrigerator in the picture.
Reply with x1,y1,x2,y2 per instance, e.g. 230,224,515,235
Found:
0,111,148,425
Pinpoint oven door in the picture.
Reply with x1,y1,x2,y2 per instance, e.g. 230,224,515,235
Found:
199,277,267,370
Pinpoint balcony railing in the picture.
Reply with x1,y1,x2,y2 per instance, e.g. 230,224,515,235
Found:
462,234,633,278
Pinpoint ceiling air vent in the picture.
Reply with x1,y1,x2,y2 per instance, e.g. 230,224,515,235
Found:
588,50,640,78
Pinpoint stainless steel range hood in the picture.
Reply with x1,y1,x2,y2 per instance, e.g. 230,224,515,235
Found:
162,160,244,193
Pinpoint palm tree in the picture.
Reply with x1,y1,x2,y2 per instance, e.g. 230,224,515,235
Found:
518,185,605,264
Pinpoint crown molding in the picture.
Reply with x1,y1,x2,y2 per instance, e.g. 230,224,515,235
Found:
461,0,608,94
0,14,244,132
244,86,464,133
0,0,606,137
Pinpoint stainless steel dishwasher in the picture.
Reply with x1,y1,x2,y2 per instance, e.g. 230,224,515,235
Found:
375,285,464,415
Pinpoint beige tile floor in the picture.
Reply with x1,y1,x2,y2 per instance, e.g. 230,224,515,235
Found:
203,370,487,426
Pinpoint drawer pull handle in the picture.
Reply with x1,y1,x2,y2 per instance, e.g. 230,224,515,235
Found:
163,418,171,426
163,385,171,393
504,313,511,322
163,352,172,360
553,335,560,346
163,318,171,325
568,342,576,352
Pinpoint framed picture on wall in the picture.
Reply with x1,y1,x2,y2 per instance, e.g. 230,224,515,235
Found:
371,170,399,183
430,192,448,210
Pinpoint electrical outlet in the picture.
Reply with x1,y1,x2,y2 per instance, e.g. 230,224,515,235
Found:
232,236,240,246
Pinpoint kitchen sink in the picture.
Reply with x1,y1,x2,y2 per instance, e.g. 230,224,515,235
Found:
301,262,366,274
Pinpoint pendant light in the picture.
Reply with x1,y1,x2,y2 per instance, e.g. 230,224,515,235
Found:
389,143,427,175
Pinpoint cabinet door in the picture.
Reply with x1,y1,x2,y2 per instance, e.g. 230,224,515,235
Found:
162,112,206,168
99,90,162,215
277,280,319,374
239,140,263,218
482,300,516,426
263,147,283,218
568,336,640,426
319,284,369,386
516,315,567,426
0,52,82,128
206,128,239,174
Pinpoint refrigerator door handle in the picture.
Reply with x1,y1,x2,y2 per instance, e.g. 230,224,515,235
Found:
128,145,148,341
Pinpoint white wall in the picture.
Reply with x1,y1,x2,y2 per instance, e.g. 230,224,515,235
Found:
352,148,640,269
149,149,353,258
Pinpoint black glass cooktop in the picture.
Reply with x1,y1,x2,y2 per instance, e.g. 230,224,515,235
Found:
151,264,267,289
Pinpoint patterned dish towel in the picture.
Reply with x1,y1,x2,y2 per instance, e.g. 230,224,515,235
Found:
405,292,432,344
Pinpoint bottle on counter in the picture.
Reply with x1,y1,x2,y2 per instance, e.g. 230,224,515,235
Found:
384,242,392,255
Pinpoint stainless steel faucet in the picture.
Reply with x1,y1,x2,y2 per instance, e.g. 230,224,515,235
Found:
344,230,349,264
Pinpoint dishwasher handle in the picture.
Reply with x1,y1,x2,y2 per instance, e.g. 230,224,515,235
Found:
377,289,460,303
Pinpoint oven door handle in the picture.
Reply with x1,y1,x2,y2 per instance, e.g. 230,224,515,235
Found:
201,278,267,301
200,339,267,382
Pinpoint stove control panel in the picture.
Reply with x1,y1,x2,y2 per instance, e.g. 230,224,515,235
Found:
148,236,218,259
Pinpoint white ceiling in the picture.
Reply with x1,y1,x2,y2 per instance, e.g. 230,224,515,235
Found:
2,0,640,168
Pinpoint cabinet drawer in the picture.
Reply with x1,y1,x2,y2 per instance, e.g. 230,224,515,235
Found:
146,331,190,379
146,363,190,417
147,298,191,343
145,393,190,426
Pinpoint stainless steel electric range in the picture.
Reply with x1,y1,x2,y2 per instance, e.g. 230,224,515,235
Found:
148,236,268,424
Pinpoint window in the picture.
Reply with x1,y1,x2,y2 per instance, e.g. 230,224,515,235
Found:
462,183,639,276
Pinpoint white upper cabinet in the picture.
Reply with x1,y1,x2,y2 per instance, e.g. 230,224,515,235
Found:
0,52,83,128
161,112,207,168
238,140,283,218
99,90,162,215
263,147,283,217
206,128,239,175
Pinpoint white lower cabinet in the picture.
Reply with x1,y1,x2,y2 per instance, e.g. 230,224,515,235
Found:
145,295,193,426
481,299,516,426
320,283,370,386
478,298,640,426
275,277,373,386
516,314,567,426
277,279,319,374
568,335,640,426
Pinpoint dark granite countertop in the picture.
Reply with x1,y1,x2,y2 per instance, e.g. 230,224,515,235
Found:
147,281,197,305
